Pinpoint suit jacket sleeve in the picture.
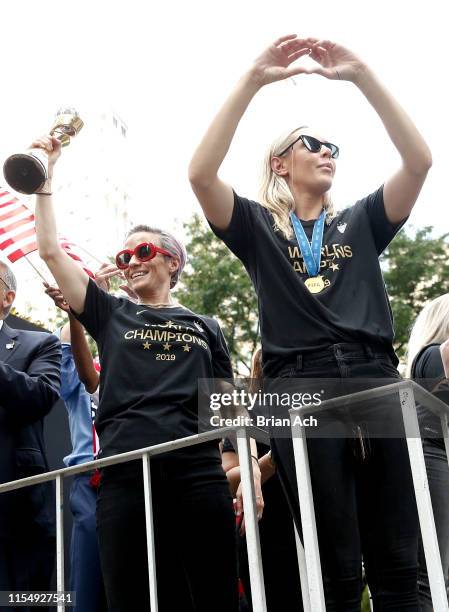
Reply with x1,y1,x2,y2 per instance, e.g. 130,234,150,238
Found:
0,333,61,426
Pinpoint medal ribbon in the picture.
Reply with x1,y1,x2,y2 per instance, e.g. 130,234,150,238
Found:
289,210,326,277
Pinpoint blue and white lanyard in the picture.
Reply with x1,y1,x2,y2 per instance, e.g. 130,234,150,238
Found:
289,210,326,277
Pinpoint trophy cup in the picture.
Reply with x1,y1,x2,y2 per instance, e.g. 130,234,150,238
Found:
3,107,84,194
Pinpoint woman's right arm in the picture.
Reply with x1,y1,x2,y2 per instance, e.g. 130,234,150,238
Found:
33,135,89,314
188,35,312,230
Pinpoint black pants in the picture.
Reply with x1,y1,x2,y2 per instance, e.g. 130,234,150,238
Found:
269,342,419,611
238,473,302,612
96,453,239,612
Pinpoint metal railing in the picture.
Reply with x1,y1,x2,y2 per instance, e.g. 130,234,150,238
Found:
0,425,274,612
0,379,447,611
290,379,449,612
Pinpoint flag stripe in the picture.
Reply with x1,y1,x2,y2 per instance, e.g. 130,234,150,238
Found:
0,205,31,224
66,252,83,263
7,241,38,263
0,210,35,229
0,198,19,209
0,227,36,251
0,200,24,215
0,221,35,247
2,233,37,257
0,216,35,235
0,186,94,276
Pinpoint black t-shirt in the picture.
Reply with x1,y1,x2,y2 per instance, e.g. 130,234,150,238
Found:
412,344,449,449
75,279,233,459
210,187,405,376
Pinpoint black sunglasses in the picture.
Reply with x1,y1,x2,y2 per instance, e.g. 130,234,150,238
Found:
278,134,339,159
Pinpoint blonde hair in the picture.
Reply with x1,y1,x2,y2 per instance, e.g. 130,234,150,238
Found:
406,294,449,377
258,126,335,240
249,347,263,393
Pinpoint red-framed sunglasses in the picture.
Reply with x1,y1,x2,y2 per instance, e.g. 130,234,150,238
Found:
115,242,173,269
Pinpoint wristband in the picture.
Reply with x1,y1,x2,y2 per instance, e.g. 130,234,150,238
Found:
36,178,53,195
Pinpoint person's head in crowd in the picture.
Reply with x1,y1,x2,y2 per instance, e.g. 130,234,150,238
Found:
0,260,17,320
249,346,263,394
406,293,449,376
115,225,187,302
259,126,337,239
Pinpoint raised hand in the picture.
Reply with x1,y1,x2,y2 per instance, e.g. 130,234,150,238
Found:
44,281,70,313
234,463,264,535
94,262,123,293
29,135,62,175
250,34,313,86
304,39,367,82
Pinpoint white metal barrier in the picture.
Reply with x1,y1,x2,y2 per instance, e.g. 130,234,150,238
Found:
0,425,271,612
290,379,449,612
1,380,447,611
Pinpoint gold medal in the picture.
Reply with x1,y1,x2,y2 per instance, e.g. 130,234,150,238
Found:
304,275,325,294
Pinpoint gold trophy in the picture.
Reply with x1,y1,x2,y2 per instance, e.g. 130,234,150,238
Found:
3,107,84,194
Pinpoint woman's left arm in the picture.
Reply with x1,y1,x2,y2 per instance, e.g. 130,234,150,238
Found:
305,40,432,224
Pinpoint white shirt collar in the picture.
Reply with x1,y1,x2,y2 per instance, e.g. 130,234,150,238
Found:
0,320,3,332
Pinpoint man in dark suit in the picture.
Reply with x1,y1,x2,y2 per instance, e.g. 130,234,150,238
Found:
0,260,61,599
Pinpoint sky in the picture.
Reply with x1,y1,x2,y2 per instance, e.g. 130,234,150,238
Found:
0,0,448,319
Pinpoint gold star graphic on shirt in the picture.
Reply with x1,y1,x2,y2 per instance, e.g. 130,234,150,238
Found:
329,262,340,272
142,342,152,350
182,344,191,352
163,342,171,350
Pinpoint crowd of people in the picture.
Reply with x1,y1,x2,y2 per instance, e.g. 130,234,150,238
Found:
0,34,448,612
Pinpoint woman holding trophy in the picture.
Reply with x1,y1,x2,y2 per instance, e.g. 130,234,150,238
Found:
189,34,432,610
32,135,241,612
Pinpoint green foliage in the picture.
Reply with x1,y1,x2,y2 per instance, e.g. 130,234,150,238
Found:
176,214,259,373
53,306,68,331
382,226,449,363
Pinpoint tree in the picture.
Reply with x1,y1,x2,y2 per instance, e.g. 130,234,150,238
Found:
176,214,259,373
382,226,449,363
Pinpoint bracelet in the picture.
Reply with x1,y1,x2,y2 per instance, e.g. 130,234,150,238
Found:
251,455,260,467
36,192,53,196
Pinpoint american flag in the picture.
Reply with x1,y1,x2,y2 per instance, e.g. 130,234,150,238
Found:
0,186,94,277
59,237,95,278
0,189,37,262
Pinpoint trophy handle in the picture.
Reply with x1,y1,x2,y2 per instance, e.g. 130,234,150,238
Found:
50,114,84,147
